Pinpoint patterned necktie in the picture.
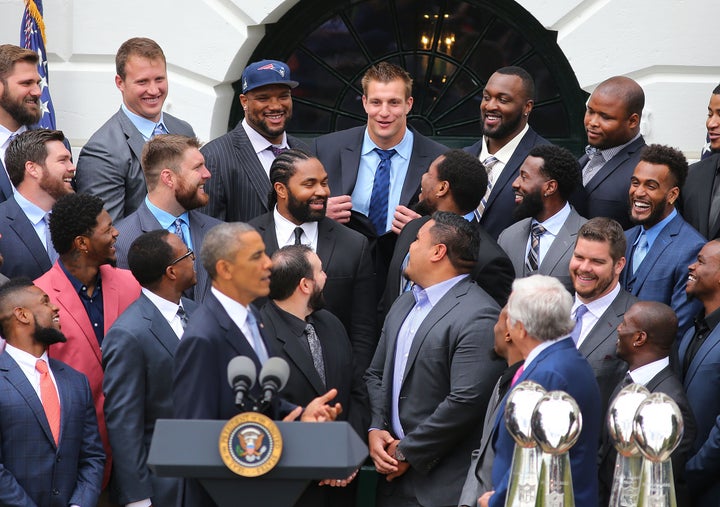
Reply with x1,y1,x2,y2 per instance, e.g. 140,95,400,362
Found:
304,322,326,387
152,123,167,138
173,218,187,246
525,223,546,272
36,359,61,445
245,311,269,364
582,146,605,186
632,233,649,274
570,304,588,344
474,155,500,220
510,364,525,386
269,146,287,158
43,212,59,263
369,148,397,235
293,227,303,245
176,305,189,330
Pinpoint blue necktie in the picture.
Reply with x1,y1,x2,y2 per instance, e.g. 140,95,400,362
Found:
632,233,649,274
369,148,396,235
173,218,187,246
152,123,167,138
571,304,588,344
245,311,269,364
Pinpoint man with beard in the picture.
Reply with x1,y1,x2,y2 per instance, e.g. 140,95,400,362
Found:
619,144,704,338
75,38,195,222
34,193,141,489
0,129,74,279
380,149,514,325
114,135,222,301
568,217,636,418
497,144,586,293
464,66,551,240
578,76,646,230
249,149,376,374
0,45,43,203
0,278,105,507
200,59,309,222
260,245,368,507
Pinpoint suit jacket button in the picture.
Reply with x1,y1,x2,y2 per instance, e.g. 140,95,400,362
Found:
52,488,60,495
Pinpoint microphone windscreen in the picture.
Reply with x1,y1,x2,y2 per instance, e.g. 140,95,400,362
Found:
227,356,257,389
259,357,290,391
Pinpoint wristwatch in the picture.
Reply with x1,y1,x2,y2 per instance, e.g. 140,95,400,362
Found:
394,446,407,462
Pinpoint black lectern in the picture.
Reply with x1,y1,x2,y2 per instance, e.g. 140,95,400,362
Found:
147,419,368,507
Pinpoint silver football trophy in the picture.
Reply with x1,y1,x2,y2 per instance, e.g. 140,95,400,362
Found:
607,383,650,507
634,392,684,507
532,391,582,507
504,380,546,507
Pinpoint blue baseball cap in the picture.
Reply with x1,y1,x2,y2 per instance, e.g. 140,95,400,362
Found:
241,60,299,94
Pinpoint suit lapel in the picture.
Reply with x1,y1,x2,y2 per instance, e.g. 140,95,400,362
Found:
584,137,645,194
231,127,271,212
340,145,362,196
684,326,720,387
486,130,535,210
140,294,181,356
187,211,212,298
539,209,580,273
101,266,122,334
625,217,679,291
579,290,626,357
399,130,432,206
116,109,147,164
0,159,13,200
6,197,51,270
53,360,71,447
316,219,337,267
645,366,672,392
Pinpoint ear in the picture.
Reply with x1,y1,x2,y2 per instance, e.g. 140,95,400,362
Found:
299,277,313,296
73,235,89,254
361,94,369,113
614,256,627,276
634,331,647,347
405,95,414,113
431,243,448,262
215,259,233,281
165,264,179,281
239,94,248,111
523,99,534,116
274,182,288,201
543,179,558,197
436,180,450,198
627,112,640,130
159,168,175,188
13,306,31,325
115,74,124,92
667,186,680,207
25,160,41,180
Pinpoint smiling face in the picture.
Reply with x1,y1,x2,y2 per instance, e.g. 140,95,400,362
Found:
417,155,445,214
277,158,329,224
707,94,720,151
362,78,413,150
173,147,210,210
0,61,42,129
511,155,548,220
115,55,167,122
36,140,75,201
240,84,293,144
84,209,119,267
570,237,625,302
686,240,720,301
480,72,532,146
628,161,679,228
615,305,641,361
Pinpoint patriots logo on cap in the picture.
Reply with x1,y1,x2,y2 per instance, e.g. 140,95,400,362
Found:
257,62,286,78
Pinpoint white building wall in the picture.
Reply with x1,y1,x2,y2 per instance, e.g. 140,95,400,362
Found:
0,0,717,158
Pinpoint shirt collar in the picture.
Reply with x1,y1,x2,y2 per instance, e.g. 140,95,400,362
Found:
413,274,468,307
590,132,642,162
361,126,413,161
573,283,621,318
629,357,670,385
121,103,165,141
480,123,529,163
269,301,307,336
59,259,102,295
637,208,677,248
273,206,319,245
211,286,250,326
698,305,720,333
0,124,28,149
524,336,572,369
4,342,49,369
533,202,572,237
141,287,182,324
14,190,47,225
145,196,190,230
242,118,288,156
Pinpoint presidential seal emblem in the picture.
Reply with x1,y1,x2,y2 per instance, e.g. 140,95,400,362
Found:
219,412,282,477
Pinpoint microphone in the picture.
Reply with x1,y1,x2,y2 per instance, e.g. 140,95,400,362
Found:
258,357,290,409
227,356,256,411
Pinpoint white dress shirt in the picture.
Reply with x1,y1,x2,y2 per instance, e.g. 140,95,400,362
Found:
273,206,319,251
211,287,269,360
572,283,621,348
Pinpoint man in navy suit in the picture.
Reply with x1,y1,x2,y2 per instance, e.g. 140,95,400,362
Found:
200,60,308,223
679,239,720,505
0,129,74,280
480,275,601,507
75,38,195,221
0,44,44,204
0,278,105,506
578,76,646,230
103,230,198,507
620,144,705,337
114,134,222,302
463,66,551,239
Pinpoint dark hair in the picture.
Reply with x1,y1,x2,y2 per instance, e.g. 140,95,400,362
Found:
127,230,174,287
49,193,105,255
141,135,202,191
713,83,720,95
116,37,165,80
639,144,688,189
5,129,66,187
528,144,581,200
435,150,488,213
494,66,535,100
268,149,313,208
633,301,678,352
0,277,34,337
268,245,314,301
576,217,627,262
429,211,479,273
361,61,413,99
0,44,38,81
595,76,645,117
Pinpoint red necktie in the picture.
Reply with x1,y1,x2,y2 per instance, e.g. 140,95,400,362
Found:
36,359,60,445
511,364,525,386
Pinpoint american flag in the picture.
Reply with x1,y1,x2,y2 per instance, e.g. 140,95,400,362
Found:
20,0,56,129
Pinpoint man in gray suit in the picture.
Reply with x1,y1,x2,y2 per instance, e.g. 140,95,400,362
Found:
103,229,197,507
366,211,504,507
114,135,222,302
75,37,195,221
200,59,308,222
569,217,636,417
0,129,74,279
498,144,586,293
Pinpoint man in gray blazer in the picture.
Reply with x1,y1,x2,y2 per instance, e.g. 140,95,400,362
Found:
366,212,504,507
569,217,636,416
114,135,222,302
75,38,195,221
200,59,308,223
497,144,586,293
103,230,198,507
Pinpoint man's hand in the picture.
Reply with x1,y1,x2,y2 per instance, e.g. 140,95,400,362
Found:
479,490,494,507
326,195,353,223
368,429,398,474
386,461,410,481
302,388,342,422
318,468,359,487
391,205,421,234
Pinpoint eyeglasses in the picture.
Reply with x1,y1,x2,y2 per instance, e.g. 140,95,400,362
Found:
168,249,195,266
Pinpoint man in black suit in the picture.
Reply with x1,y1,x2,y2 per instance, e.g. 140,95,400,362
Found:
599,301,696,506
0,129,74,279
249,149,376,373
103,230,198,507
0,44,43,203
380,149,513,324
464,66,550,239
260,245,368,505
578,76,646,230
312,62,447,285
114,134,222,301
682,83,720,239
200,60,308,222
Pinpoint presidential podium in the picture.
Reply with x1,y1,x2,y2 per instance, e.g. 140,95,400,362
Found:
147,419,368,507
